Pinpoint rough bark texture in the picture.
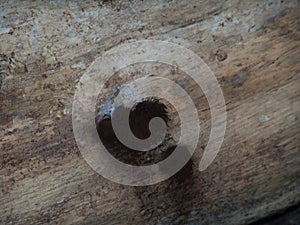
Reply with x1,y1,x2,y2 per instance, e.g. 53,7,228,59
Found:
0,0,299,224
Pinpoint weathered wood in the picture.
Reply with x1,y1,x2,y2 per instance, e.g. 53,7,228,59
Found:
1,0,299,224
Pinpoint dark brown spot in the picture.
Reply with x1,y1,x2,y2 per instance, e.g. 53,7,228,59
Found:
216,49,228,61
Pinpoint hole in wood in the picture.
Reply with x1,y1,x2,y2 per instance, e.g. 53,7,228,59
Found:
96,99,174,166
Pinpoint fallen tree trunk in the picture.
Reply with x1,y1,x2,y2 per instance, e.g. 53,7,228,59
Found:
0,0,299,224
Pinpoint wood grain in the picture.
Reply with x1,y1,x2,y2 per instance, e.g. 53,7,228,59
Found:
0,0,299,224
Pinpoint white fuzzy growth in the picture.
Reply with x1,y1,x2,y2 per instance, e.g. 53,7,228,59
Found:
115,83,144,108
97,99,115,118
97,83,144,119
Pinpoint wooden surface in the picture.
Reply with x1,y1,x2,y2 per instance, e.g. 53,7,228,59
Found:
1,0,300,224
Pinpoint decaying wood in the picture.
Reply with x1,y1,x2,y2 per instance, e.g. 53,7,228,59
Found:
0,0,299,224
